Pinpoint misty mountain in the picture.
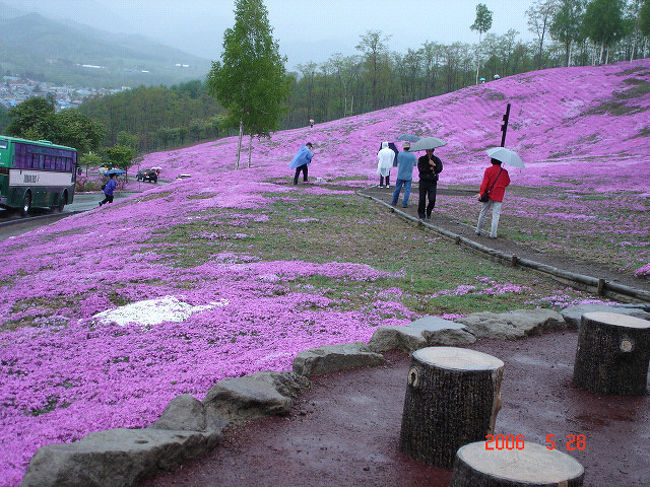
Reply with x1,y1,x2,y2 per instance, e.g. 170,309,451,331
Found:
0,7,211,88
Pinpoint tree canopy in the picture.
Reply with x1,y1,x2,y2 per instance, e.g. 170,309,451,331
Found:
584,0,627,62
641,0,650,35
207,0,290,169
7,97,105,153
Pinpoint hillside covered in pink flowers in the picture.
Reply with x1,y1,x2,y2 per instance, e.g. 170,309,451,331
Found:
143,60,650,192
0,60,649,486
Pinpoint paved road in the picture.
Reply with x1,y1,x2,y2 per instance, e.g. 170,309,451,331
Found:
0,192,137,242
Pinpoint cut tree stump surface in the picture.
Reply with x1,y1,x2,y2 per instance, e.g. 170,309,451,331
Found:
451,441,584,487
582,311,650,329
415,346,504,370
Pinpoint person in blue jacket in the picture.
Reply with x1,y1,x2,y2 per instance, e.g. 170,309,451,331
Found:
99,173,117,206
289,142,313,185
391,141,418,207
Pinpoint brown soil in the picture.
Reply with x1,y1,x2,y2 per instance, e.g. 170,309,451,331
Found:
139,330,649,487
359,186,650,294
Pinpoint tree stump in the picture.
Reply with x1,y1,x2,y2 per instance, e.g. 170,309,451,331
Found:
450,441,584,487
399,346,504,468
572,311,650,395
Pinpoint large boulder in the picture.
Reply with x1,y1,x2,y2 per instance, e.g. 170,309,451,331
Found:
21,427,221,487
292,341,385,377
457,309,566,339
202,370,310,421
149,394,207,432
368,316,475,353
561,304,650,329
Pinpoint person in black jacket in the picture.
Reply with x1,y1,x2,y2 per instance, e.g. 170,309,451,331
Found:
417,148,443,219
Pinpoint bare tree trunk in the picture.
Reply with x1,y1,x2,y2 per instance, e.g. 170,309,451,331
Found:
475,33,482,85
235,119,243,170
568,39,573,67
247,135,253,168
599,39,604,64
605,47,609,65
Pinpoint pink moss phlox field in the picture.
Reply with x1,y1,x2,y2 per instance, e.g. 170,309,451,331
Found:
1,61,650,486
140,60,650,192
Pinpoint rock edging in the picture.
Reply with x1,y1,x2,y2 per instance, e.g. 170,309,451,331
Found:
21,304,645,486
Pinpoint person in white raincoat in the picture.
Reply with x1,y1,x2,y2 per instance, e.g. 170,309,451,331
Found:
377,141,395,188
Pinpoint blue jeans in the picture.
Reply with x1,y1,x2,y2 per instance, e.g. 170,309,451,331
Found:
391,179,412,207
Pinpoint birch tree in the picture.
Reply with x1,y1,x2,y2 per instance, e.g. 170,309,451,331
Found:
207,0,290,169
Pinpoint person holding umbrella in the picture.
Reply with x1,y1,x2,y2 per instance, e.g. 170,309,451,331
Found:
416,147,444,220
391,141,417,207
98,172,117,206
475,147,520,238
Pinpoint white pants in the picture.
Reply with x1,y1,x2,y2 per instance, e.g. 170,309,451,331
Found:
476,200,502,238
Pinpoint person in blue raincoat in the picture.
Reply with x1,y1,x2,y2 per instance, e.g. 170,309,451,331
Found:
98,173,117,206
289,142,314,185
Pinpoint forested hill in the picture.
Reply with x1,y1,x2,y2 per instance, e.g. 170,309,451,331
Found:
0,11,210,88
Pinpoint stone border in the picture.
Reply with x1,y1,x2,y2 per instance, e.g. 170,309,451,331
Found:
20,305,650,486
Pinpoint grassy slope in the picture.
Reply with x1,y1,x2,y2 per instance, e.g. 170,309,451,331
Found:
0,61,648,486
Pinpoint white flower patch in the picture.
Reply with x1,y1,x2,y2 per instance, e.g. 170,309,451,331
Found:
257,273,281,282
93,295,229,327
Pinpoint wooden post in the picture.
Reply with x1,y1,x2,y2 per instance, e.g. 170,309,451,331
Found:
573,311,650,395
450,441,584,487
500,104,511,147
399,347,504,468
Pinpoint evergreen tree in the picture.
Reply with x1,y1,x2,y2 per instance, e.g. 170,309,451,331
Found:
207,0,290,169
471,3,494,84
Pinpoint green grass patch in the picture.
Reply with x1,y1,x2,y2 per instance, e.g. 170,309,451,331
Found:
142,192,577,316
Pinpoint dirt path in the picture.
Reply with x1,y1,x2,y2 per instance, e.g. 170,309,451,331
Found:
139,330,649,487
359,186,650,294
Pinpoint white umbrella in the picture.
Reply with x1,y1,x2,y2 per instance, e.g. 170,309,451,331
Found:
409,137,447,151
486,147,525,168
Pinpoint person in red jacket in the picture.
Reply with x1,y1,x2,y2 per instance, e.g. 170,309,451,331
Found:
475,158,510,238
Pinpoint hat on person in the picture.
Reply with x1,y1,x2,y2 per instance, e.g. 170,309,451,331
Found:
306,142,313,148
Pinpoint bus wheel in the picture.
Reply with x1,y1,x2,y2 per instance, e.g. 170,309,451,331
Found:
56,192,67,212
22,191,32,217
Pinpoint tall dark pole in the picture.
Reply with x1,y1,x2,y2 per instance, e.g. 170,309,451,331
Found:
500,103,511,147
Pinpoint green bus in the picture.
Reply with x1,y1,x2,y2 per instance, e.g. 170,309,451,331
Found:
0,135,78,215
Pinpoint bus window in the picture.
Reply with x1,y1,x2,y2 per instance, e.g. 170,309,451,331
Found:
44,155,54,170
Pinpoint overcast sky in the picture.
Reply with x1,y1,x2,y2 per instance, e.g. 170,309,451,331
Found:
7,0,537,69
